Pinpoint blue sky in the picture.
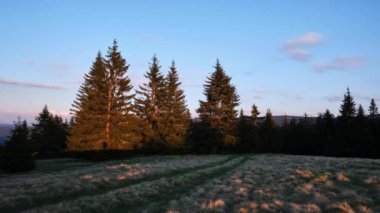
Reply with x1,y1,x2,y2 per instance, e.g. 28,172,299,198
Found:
1,0,379,123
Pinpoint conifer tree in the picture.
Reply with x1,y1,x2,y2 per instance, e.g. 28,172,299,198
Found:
356,104,365,121
263,109,276,128
1,119,35,172
322,109,334,125
104,40,136,149
259,109,278,152
69,40,135,150
251,104,260,125
162,61,190,147
339,88,356,119
368,98,378,118
197,60,240,147
68,52,108,150
134,55,166,146
31,105,67,155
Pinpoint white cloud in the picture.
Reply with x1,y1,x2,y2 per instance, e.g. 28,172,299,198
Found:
312,56,364,72
282,32,322,61
284,32,322,48
285,48,311,61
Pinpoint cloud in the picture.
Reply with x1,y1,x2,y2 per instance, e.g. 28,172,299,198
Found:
0,78,64,90
282,32,322,61
325,95,341,102
285,48,311,61
284,32,322,48
312,56,364,72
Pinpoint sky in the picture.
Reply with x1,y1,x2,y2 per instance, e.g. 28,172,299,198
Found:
1,0,380,124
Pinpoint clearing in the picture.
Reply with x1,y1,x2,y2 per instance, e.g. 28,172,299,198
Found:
0,154,379,212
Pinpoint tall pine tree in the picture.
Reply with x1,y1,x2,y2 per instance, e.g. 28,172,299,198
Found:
69,41,135,150
134,55,167,147
197,60,239,148
68,52,108,150
104,40,136,149
162,61,190,148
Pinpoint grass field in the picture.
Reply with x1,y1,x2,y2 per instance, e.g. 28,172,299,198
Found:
0,154,379,213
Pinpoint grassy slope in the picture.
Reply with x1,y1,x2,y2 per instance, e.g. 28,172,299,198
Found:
0,154,379,213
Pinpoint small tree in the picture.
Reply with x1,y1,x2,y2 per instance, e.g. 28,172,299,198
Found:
339,88,356,119
368,98,378,118
31,105,67,156
251,104,260,125
356,104,365,121
1,119,35,172
263,109,276,128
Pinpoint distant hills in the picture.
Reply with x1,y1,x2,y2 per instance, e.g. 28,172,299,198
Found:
0,123,12,145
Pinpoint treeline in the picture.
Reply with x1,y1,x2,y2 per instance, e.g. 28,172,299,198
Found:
0,106,68,172
1,40,379,172
235,92,380,158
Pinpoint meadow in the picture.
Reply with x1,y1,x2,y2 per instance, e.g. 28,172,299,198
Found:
0,154,379,213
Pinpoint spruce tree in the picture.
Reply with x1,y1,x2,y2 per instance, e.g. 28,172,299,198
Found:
104,40,136,149
134,55,166,147
162,61,190,148
237,109,259,152
69,40,135,151
251,104,260,125
68,52,108,150
368,98,378,118
356,104,365,121
1,119,35,172
322,109,334,125
339,88,356,119
31,105,66,155
259,109,277,152
263,109,276,128
197,59,240,147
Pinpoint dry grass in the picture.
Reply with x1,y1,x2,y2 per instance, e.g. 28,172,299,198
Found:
0,154,379,212
166,155,380,213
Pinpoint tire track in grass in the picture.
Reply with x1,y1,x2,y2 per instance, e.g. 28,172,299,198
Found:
23,156,246,213
116,156,248,213
3,156,235,213
1,156,205,211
